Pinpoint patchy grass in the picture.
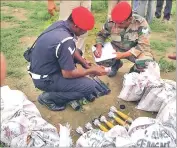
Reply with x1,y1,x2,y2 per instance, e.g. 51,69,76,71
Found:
1,0,176,79
92,0,107,12
150,18,175,33
150,1,176,34
0,1,51,77
158,58,176,72
150,40,175,52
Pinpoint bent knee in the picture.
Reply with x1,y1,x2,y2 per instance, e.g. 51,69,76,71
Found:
82,78,96,95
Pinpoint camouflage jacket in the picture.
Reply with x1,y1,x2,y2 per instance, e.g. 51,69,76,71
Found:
96,14,152,58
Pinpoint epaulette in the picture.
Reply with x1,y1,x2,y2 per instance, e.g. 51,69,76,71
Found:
133,14,145,23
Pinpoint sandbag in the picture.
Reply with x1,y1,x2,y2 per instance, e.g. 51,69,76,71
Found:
156,97,176,130
76,125,135,147
136,79,176,112
136,81,165,112
1,87,72,147
118,62,161,102
76,117,177,147
76,129,115,147
128,117,176,147
118,72,145,101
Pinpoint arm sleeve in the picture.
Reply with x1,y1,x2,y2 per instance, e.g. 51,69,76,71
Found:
57,40,76,71
96,20,112,46
129,20,151,57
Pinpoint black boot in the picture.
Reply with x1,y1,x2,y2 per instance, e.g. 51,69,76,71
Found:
38,92,66,111
108,60,123,77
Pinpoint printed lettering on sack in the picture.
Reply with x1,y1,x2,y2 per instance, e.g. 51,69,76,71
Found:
136,128,175,147
136,139,170,147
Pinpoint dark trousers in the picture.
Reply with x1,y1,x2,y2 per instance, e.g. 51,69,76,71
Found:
33,74,96,106
32,49,97,106
155,0,172,20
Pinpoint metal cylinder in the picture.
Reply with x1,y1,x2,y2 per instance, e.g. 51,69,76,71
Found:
69,100,81,111
85,94,96,102
93,77,111,94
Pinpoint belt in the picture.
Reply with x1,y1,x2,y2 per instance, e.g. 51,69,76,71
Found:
28,71,48,80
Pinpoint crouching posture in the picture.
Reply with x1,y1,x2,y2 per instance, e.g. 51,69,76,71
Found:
95,2,154,77
26,7,107,111
0,53,72,147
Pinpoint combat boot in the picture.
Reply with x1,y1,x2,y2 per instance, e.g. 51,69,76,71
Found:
108,60,123,77
38,92,66,111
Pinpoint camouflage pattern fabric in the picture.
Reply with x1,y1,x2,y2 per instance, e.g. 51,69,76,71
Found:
96,14,153,62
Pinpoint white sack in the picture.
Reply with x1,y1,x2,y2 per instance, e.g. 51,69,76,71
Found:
118,72,145,101
136,82,165,112
76,125,135,147
76,129,115,147
76,117,176,147
156,97,176,130
136,79,176,112
128,117,176,147
118,62,161,102
0,86,72,147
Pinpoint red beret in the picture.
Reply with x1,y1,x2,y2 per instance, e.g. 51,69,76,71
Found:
111,2,132,23
72,6,95,31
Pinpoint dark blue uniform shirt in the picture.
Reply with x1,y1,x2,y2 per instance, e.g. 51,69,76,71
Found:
30,21,76,75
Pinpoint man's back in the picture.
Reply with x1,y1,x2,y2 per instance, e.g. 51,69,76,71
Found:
30,21,74,75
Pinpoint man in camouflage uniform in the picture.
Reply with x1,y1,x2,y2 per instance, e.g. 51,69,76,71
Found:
95,2,154,77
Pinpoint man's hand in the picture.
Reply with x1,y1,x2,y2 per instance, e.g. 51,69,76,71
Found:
113,51,132,59
168,54,176,60
113,52,124,60
89,65,107,76
94,44,102,58
82,60,92,69
48,0,59,16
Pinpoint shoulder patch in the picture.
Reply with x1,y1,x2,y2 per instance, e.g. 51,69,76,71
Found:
142,28,149,34
133,14,145,23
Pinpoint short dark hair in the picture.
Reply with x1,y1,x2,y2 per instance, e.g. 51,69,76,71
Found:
67,14,74,22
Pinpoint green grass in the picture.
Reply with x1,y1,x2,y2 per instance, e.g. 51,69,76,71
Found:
158,58,176,72
92,0,108,12
150,40,175,52
1,1,50,77
150,1,176,33
150,19,175,33
1,1,46,10
1,0,176,78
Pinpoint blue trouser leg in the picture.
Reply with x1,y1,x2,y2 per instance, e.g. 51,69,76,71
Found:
146,0,155,23
155,0,164,17
164,0,172,20
132,0,139,13
33,74,96,106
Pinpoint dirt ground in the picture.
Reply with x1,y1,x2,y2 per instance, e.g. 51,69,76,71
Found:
5,61,176,141
1,6,27,21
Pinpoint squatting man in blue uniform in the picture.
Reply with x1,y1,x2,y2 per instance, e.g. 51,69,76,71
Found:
28,7,108,111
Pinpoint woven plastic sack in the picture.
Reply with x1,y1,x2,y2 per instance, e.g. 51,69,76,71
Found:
156,97,176,130
1,87,72,147
128,117,176,147
118,72,145,101
136,79,176,112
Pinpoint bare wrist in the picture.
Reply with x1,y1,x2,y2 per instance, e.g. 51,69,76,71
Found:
84,69,93,75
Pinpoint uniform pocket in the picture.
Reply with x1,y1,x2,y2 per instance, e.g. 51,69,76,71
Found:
111,34,122,42
33,76,54,92
124,32,138,41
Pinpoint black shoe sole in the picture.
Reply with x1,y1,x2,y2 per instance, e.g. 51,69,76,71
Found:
38,97,66,111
